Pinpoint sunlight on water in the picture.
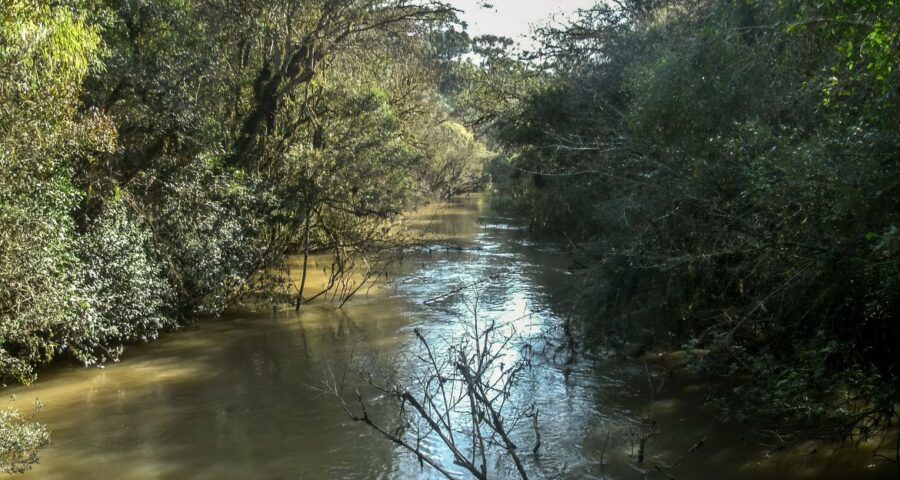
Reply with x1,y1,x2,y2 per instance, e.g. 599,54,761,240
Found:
4,194,896,479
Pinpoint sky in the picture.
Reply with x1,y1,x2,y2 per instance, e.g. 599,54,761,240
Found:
446,0,599,51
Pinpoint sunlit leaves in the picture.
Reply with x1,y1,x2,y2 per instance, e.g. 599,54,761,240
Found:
0,399,49,475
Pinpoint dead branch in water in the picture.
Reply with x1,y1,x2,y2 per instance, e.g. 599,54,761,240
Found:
316,298,538,479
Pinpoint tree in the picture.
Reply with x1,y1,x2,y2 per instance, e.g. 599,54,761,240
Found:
0,0,112,382
482,0,900,449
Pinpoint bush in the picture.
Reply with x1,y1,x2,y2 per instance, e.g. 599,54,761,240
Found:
0,172,86,383
75,197,173,361
0,400,49,475
487,0,900,440
145,158,270,316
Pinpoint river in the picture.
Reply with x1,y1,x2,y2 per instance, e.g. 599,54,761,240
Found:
5,194,895,479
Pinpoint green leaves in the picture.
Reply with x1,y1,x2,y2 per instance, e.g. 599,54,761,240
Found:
485,0,900,441
0,399,49,475
785,0,900,109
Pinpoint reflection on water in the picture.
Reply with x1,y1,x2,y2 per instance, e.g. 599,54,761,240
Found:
5,194,896,479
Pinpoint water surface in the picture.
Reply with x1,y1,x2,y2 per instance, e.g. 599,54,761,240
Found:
6,195,896,479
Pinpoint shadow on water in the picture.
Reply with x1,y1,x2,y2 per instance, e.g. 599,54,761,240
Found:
7,302,408,479
4,194,897,479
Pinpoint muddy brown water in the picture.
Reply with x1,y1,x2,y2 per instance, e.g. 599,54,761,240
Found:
5,195,896,479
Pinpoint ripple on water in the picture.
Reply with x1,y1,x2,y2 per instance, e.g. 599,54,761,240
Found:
8,194,897,480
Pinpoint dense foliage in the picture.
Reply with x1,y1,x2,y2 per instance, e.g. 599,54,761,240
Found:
3,0,897,471
1,0,110,385
0,0,493,382
1,0,491,470
479,0,899,442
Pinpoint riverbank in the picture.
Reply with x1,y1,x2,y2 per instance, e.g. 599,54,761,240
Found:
3,195,897,479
